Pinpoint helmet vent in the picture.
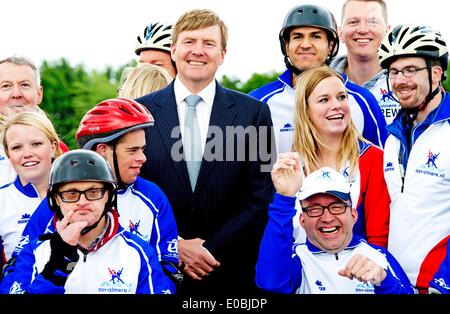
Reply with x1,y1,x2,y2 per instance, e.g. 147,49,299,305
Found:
87,158,96,166
70,159,79,166
154,33,171,44
403,35,425,49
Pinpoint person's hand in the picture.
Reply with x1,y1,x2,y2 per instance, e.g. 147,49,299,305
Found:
338,254,387,285
271,152,302,196
55,210,88,246
178,238,220,280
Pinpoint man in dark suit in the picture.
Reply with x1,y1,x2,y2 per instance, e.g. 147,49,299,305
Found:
137,9,275,295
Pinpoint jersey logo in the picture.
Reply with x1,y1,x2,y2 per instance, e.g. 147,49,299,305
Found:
384,161,395,172
415,150,446,178
167,239,178,253
321,169,331,179
354,282,375,293
129,220,143,237
426,150,439,168
432,277,450,291
17,213,31,224
13,235,29,254
380,88,395,102
280,123,294,132
98,267,132,293
315,280,326,291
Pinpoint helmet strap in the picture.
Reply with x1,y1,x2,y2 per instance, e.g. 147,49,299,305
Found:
284,56,301,77
417,60,441,112
111,142,129,191
80,208,107,236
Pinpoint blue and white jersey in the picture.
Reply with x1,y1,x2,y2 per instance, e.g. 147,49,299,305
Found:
384,92,450,290
255,193,415,294
12,176,178,272
2,211,173,294
331,55,401,125
0,177,42,265
249,69,387,153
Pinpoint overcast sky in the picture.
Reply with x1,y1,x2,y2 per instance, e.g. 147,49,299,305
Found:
1,0,448,80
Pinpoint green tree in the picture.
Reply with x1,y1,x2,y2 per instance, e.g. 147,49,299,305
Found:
220,71,281,94
443,62,450,92
40,58,119,149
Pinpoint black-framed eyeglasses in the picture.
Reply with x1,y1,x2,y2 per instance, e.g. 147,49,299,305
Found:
387,66,427,79
301,202,350,218
57,188,107,203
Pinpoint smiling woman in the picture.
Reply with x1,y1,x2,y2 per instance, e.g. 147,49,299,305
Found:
0,110,61,269
290,65,390,249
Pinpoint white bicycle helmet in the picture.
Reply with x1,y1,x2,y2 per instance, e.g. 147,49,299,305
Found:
379,25,448,70
135,22,173,55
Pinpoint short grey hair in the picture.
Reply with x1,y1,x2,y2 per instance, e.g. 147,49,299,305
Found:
0,56,41,87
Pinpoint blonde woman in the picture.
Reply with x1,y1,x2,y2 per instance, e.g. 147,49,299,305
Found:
0,111,62,268
118,63,172,99
286,65,390,248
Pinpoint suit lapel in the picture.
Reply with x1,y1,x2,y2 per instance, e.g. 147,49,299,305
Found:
152,83,192,194
195,84,236,194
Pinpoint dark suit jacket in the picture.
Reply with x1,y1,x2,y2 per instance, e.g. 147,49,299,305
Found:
137,81,275,295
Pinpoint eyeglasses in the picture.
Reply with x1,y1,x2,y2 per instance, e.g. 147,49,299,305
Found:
301,202,350,218
57,188,107,203
387,66,427,79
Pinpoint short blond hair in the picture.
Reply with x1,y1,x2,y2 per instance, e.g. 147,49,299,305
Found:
342,0,388,24
2,110,62,159
173,9,228,51
118,63,172,99
293,66,364,176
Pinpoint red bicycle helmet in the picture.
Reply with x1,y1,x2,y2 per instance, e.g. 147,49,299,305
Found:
76,98,154,150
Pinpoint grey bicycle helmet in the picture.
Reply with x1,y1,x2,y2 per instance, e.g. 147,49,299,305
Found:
135,22,173,55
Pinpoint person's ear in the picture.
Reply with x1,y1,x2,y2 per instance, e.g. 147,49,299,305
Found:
300,212,306,228
351,206,358,224
338,26,344,43
432,65,443,84
95,143,109,158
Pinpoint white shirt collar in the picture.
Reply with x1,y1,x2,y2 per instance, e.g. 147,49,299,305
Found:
174,78,216,109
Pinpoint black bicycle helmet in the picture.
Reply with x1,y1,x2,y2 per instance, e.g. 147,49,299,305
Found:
48,150,117,234
279,4,339,73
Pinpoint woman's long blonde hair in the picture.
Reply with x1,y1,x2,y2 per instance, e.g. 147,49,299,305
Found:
292,66,364,176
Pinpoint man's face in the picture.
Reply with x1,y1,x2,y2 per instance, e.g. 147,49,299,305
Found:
340,0,388,61
104,129,147,185
139,49,177,78
171,25,226,91
0,62,43,116
285,26,332,72
56,181,109,227
300,193,356,253
388,57,436,110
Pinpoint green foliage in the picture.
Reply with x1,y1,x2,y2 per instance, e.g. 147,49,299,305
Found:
443,62,450,92
220,71,281,94
40,58,127,149
39,59,280,149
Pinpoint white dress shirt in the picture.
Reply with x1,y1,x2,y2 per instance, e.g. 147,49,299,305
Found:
174,78,216,154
